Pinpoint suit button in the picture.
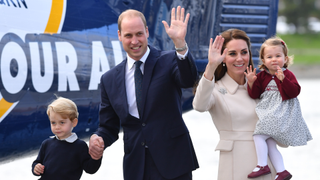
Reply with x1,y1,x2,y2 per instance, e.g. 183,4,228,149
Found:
142,123,146,127
141,142,145,146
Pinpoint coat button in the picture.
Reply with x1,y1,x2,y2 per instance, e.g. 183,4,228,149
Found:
142,123,146,127
141,142,145,146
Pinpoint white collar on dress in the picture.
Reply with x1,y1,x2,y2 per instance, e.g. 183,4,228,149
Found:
264,67,287,75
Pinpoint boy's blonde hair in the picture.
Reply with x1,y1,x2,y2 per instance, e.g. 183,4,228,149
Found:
47,97,79,121
258,36,294,70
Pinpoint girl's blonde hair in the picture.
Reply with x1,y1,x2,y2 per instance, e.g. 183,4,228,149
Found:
258,36,294,70
47,96,79,121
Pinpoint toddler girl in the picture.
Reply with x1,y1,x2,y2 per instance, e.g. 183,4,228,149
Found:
245,37,312,180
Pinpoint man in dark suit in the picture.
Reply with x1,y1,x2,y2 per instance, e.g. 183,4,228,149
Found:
89,6,199,180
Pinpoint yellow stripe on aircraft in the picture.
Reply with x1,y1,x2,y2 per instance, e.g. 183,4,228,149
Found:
1,0,65,121
0,98,13,118
45,0,64,34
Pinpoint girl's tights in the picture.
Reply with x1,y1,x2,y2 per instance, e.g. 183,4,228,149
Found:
253,134,285,173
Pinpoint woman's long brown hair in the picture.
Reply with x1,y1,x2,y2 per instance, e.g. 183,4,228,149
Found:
214,29,253,82
193,29,253,94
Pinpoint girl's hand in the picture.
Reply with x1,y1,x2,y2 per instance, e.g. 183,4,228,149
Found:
34,163,45,175
203,35,228,80
275,66,285,82
244,65,257,89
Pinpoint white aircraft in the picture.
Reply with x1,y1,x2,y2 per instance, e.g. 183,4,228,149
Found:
0,0,279,162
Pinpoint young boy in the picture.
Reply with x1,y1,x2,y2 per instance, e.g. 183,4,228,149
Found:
32,97,101,180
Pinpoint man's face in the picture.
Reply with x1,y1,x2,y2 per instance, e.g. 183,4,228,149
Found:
118,16,149,61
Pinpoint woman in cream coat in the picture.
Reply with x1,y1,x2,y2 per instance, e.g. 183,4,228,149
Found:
193,29,276,180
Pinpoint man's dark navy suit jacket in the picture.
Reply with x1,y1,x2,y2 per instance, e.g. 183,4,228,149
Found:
96,45,199,180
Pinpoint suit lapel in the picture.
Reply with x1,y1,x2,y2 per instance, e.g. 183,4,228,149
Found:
140,46,159,118
115,60,129,115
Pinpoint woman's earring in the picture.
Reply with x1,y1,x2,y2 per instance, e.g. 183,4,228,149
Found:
223,63,225,66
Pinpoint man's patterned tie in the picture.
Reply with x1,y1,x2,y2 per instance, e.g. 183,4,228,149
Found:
134,61,143,117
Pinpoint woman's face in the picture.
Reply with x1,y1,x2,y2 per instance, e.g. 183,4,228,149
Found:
223,39,250,84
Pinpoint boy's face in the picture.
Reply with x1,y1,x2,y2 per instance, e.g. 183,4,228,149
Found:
49,110,77,140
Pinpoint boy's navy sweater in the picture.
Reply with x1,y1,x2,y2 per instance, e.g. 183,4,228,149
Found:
32,137,101,180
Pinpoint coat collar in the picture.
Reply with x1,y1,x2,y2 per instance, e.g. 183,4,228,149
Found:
264,67,287,75
220,73,247,95
139,46,160,118
114,60,129,115
113,45,160,118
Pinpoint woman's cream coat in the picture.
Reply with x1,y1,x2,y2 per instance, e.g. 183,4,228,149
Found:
193,73,276,180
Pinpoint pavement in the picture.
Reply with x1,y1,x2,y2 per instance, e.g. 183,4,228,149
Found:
289,64,320,79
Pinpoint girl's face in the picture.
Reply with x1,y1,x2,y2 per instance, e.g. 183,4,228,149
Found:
262,45,288,75
49,110,77,140
223,39,250,84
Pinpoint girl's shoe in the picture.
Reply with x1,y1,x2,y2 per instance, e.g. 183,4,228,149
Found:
275,170,292,180
248,165,271,178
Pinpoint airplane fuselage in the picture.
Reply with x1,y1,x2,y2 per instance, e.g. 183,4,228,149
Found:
0,0,279,162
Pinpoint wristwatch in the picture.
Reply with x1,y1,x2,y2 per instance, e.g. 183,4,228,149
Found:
175,43,188,52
